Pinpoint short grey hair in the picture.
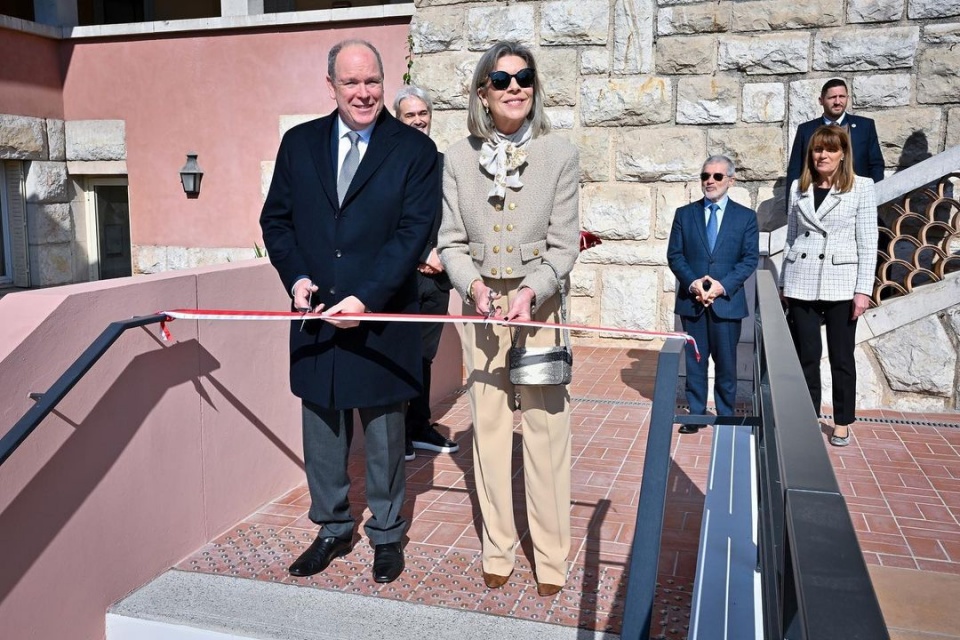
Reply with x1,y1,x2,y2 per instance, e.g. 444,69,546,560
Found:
327,39,383,82
702,155,736,176
393,85,433,116
467,41,551,141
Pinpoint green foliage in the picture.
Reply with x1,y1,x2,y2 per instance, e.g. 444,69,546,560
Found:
254,243,268,258
403,34,414,85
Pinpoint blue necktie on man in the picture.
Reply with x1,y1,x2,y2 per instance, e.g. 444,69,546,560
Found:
706,202,719,251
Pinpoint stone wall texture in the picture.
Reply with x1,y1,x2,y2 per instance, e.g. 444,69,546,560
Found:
1,116,128,286
410,0,960,409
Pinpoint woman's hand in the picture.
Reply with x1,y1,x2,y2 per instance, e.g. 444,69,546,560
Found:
471,280,502,317
851,293,871,320
505,287,535,322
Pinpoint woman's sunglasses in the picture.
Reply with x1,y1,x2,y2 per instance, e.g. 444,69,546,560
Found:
488,68,535,91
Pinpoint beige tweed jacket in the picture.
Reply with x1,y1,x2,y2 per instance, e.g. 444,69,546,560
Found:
438,134,580,309
779,175,878,301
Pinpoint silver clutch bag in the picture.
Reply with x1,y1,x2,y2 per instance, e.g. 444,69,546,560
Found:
508,260,573,386
508,344,572,385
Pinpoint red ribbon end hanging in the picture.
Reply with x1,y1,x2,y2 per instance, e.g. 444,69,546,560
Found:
159,315,174,342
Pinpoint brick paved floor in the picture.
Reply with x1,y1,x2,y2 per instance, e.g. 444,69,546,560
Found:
178,347,960,639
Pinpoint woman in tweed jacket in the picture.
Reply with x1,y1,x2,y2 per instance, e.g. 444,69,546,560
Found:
438,41,580,597
780,125,878,446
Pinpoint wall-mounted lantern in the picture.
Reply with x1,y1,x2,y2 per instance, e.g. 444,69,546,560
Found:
179,153,203,198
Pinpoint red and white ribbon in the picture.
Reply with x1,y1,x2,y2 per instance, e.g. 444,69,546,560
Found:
158,309,700,360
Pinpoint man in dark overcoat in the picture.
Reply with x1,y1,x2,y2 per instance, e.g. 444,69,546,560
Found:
260,39,439,584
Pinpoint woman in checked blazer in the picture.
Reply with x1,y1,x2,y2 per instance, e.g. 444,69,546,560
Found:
438,41,580,597
780,125,878,446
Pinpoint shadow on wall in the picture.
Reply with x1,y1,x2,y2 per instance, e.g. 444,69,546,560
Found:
897,131,933,171
0,338,216,606
756,178,788,232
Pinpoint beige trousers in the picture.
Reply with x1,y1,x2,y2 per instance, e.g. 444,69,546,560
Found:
461,277,572,585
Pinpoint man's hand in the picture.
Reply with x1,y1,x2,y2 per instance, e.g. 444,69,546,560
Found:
323,295,367,329
851,293,871,320
418,249,445,276
690,277,709,305
293,278,320,311
505,287,535,322
470,280,502,318
701,277,726,305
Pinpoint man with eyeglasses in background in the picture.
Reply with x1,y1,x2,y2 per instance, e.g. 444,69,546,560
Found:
667,156,759,434
392,85,460,462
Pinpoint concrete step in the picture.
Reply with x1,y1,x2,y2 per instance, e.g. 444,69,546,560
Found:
108,570,618,640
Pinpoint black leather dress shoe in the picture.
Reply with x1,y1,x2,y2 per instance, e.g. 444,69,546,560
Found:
678,424,702,434
373,542,404,583
288,535,351,577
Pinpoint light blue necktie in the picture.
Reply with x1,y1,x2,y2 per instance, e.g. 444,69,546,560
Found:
337,131,360,205
706,203,719,252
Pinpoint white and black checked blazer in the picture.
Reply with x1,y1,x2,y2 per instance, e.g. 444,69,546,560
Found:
779,175,878,301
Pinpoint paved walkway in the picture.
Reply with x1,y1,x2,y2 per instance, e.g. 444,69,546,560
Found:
178,347,960,639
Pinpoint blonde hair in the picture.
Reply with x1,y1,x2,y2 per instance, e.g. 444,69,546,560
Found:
799,125,855,193
467,41,551,141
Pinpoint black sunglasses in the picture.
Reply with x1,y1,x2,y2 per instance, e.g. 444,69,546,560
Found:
488,68,535,91
700,172,728,182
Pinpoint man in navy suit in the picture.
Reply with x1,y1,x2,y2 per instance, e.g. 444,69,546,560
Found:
260,40,439,583
667,156,759,433
786,78,884,191
392,85,459,462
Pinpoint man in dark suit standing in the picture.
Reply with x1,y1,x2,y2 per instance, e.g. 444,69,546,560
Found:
786,78,884,191
392,85,459,462
667,156,759,433
260,40,439,584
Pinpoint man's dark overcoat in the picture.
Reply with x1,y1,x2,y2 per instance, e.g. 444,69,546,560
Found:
261,109,439,410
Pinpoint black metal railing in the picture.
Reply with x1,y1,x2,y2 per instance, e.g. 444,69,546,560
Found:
753,269,889,639
620,336,685,639
620,269,888,639
0,314,168,467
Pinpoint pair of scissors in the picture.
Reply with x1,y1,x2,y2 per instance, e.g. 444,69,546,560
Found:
299,290,313,332
481,286,502,321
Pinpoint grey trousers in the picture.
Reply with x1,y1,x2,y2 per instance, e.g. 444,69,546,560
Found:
301,400,407,545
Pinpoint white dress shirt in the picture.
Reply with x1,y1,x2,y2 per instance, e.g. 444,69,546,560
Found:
704,195,729,230
336,116,374,174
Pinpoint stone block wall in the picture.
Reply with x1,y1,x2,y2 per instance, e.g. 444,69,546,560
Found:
1,114,71,286
409,0,960,345
834,276,960,411
1,116,131,285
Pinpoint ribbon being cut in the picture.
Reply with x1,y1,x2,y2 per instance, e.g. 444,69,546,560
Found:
158,309,701,362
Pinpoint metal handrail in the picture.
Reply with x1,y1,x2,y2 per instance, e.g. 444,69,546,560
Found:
753,269,888,639
620,336,684,639
0,313,168,467
621,270,888,639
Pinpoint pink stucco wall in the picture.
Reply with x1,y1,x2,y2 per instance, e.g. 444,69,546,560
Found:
0,261,302,639
0,26,64,119
0,260,464,639
59,22,413,249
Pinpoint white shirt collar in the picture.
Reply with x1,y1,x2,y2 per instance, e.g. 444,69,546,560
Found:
823,112,847,126
337,115,375,143
705,195,729,211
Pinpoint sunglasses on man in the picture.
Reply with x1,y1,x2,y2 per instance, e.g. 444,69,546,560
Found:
488,68,535,91
700,172,729,182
